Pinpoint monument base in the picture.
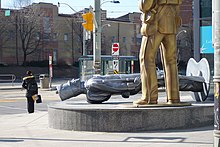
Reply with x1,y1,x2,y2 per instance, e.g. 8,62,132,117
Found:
131,102,191,108
48,99,213,132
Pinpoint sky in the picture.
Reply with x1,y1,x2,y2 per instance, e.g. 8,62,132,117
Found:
1,0,140,18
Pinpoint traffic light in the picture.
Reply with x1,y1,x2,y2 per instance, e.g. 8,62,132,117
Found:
82,12,93,32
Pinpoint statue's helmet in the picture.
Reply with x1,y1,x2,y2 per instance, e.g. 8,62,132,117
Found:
138,0,154,13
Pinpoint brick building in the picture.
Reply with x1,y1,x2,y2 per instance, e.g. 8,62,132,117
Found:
0,1,194,68
0,2,141,66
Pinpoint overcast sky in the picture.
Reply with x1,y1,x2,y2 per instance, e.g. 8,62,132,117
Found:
2,0,140,18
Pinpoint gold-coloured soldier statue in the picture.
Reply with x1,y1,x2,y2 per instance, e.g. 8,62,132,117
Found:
134,0,182,105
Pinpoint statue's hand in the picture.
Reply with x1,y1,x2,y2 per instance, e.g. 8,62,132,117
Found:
140,12,158,36
141,12,154,24
175,16,182,27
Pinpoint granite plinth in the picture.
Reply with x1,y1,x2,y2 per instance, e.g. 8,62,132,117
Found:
48,100,213,132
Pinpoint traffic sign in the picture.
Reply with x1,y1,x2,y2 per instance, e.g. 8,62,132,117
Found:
112,43,119,74
5,10,10,16
112,43,119,55
114,70,119,74
113,60,119,74
112,55,119,60
49,54,53,78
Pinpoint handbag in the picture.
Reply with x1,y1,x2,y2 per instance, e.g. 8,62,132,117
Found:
32,94,42,103
36,95,42,103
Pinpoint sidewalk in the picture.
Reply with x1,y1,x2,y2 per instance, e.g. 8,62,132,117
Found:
0,111,214,147
0,79,215,147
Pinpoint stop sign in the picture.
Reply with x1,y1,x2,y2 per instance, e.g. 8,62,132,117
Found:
112,43,119,55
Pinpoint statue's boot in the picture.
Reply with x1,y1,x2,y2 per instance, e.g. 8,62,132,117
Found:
133,99,148,105
133,97,158,105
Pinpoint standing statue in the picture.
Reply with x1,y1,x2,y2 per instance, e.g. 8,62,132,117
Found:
133,0,182,105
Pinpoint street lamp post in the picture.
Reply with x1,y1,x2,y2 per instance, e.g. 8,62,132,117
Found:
193,0,200,62
102,24,111,28
176,30,187,38
101,0,120,6
58,2,78,13
176,30,187,66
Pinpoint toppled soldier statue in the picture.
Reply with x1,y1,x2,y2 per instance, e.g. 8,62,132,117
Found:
133,0,182,105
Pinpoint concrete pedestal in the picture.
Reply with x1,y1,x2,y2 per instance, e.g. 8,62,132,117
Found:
48,100,213,132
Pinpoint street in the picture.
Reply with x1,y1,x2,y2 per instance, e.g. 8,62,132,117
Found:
0,80,72,115
0,87,60,115
0,81,215,147
0,81,213,115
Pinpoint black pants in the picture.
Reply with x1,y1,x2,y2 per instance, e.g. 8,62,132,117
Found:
27,96,34,113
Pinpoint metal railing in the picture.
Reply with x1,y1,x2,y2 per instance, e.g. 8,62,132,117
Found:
0,74,16,85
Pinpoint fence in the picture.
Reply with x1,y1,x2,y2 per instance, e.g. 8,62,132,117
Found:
0,74,16,85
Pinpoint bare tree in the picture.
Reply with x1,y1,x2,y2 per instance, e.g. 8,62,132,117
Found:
12,0,43,66
18,7,42,65
14,7,41,66
0,13,13,64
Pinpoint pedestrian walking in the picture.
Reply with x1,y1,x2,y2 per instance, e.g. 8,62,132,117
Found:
22,71,38,113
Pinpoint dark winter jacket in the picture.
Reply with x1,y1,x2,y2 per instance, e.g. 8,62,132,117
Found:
22,76,38,97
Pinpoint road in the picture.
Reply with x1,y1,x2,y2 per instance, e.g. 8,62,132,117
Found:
1,81,212,115
0,82,215,147
0,80,70,115
0,87,61,115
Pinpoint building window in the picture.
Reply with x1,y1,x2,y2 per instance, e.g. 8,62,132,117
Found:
53,49,57,65
132,37,134,43
123,37,126,43
9,30,14,40
200,0,212,18
136,37,142,45
64,33,68,41
53,33,57,40
43,17,51,33
112,36,115,42
36,32,40,40
43,33,50,40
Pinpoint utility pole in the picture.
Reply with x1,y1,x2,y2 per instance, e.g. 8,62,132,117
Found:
83,28,86,56
213,0,220,146
193,0,200,61
93,0,101,74
15,14,18,65
71,20,74,62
